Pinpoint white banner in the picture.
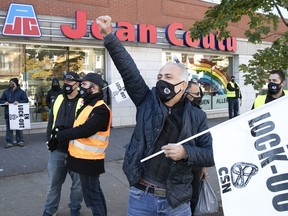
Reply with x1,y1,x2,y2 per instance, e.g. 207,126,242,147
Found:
140,96,288,215
9,103,31,130
212,96,288,215
109,79,130,103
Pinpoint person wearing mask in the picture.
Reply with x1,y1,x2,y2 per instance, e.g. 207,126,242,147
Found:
46,78,63,110
97,71,111,106
186,80,203,108
252,69,287,109
96,16,214,215
43,72,83,216
0,78,28,148
185,81,209,213
55,73,112,216
226,75,242,119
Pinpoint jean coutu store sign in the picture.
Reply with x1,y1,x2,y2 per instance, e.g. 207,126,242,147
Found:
2,3,236,52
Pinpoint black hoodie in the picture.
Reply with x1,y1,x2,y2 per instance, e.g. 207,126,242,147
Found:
46,78,63,109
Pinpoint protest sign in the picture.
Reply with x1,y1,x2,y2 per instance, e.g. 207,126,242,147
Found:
109,79,130,103
9,103,31,130
141,96,288,215
212,96,288,215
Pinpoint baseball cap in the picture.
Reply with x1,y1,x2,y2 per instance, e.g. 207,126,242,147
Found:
81,73,104,87
64,72,80,81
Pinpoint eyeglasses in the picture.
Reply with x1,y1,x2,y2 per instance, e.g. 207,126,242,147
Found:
186,91,201,97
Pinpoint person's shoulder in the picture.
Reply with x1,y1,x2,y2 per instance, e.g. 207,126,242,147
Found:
189,103,206,117
91,102,110,116
17,87,26,93
254,94,267,100
2,88,9,93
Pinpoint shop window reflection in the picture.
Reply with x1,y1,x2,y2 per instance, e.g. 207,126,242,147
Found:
0,44,105,124
25,45,67,122
164,52,231,110
0,43,24,125
25,45,105,123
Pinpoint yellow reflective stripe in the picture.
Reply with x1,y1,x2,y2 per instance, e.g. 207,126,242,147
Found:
254,95,266,108
90,134,109,142
52,95,64,128
53,96,82,128
71,140,106,153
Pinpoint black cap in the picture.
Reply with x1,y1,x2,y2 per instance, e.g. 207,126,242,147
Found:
64,72,80,81
81,73,104,87
10,78,19,86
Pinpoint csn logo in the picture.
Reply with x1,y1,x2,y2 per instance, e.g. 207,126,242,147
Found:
218,162,258,194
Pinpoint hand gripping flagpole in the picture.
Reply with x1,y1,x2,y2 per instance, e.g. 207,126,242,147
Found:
140,95,288,163
140,127,212,163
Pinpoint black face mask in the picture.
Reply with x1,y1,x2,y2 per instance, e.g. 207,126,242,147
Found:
268,82,282,95
156,80,183,102
79,86,93,99
52,82,60,91
9,83,15,88
231,79,235,83
191,97,202,106
63,83,76,95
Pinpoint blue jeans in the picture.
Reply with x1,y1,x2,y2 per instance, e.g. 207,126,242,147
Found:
5,119,23,143
128,186,192,216
227,98,239,119
79,174,107,216
44,150,83,215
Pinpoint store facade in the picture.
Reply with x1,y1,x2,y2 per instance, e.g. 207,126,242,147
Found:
0,1,268,128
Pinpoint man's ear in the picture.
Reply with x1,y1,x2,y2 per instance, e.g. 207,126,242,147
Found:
182,81,188,92
92,84,100,93
281,80,286,87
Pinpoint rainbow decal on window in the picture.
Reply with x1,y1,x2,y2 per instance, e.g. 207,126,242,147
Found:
194,62,228,95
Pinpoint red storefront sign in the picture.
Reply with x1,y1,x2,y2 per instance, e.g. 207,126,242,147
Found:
61,11,236,52
2,4,236,52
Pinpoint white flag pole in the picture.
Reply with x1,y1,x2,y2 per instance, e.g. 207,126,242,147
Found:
140,95,288,163
140,127,212,163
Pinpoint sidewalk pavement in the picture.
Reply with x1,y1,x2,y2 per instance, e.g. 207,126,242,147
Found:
0,118,228,216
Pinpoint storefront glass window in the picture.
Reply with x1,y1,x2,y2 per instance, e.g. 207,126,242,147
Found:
163,52,233,110
69,47,105,78
25,45,68,122
0,43,105,124
0,43,24,124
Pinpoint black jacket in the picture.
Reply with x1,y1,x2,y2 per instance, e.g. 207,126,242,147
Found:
46,93,81,152
104,33,214,208
0,86,28,119
57,92,110,175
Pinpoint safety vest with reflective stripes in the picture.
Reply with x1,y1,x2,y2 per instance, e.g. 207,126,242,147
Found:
253,90,288,108
69,100,112,160
226,81,240,98
52,94,83,128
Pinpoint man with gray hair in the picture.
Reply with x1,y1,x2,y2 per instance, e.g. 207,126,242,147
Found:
96,15,214,216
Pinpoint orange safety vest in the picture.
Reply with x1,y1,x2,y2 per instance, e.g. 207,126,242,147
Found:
68,100,112,160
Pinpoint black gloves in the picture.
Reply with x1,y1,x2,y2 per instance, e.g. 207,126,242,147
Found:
46,125,67,152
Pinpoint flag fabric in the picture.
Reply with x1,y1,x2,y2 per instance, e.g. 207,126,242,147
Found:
108,79,130,103
211,96,288,216
139,96,288,215
9,103,31,130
